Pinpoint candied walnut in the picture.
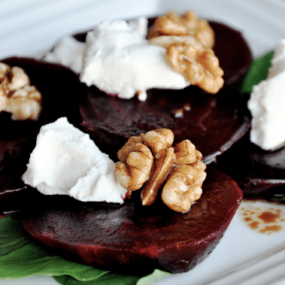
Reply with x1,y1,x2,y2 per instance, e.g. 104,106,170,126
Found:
115,143,153,191
0,63,42,120
161,163,206,213
143,128,174,155
166,43,224,94
117,134,144,162
141,147,175,206
151,11,214,48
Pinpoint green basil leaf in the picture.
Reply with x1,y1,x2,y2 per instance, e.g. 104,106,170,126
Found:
54,269,169,285
240,50,274,94
137,269,171,285
0,215,30,257
55,273,139,285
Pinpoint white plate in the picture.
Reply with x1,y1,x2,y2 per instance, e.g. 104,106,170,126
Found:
1,0,285,284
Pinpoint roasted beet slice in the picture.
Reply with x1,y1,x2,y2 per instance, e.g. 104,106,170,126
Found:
73,20,253,87
79,85,250,164
210,21,252,87
77,18,252,163
22,167,242,274
215,132,285,196
0,57,83,213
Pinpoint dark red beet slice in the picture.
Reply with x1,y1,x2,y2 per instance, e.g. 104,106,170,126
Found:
73,20,253,88
0,57,83,213
210,21,252,87
76,18,252,163
22,167,242,274
215,132,285,196
79,85,250,164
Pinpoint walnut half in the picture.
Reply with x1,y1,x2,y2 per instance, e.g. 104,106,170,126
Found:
161,165,204,213
166,43,224,94
115,143,154,191
115,129,174,194
162,145,206,213
148,11,224,94
114,129,206,213
0,63,42,120
151,11,215,48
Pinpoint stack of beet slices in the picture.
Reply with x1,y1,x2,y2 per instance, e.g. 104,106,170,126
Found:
1,16,253,274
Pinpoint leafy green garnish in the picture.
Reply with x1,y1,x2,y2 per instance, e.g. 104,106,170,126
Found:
54,270,170,285
240,50,274,94
0,215,168,284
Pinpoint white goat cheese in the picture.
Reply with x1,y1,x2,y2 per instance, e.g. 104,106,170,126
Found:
22,117,127,203
44,36,85,74
248,39,285,150
80,18,189,100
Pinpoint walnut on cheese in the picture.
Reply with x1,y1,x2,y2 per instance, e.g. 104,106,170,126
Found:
166,43,224,94
151,11,214,48
0,63,42,120
115,129,207,212
149,11,224,94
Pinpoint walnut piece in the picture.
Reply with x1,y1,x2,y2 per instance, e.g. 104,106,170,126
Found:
141,147,175,206
166,43,224,94
117,134,144,162
0,63,9,80
149,34,202,50
148,11,223,94
0,63,42,120
143,128,174,155
115,143,154,191
151,11,214,48
162,139,206,212
174,139,202,165
115,128,206,212
161,163,206,213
